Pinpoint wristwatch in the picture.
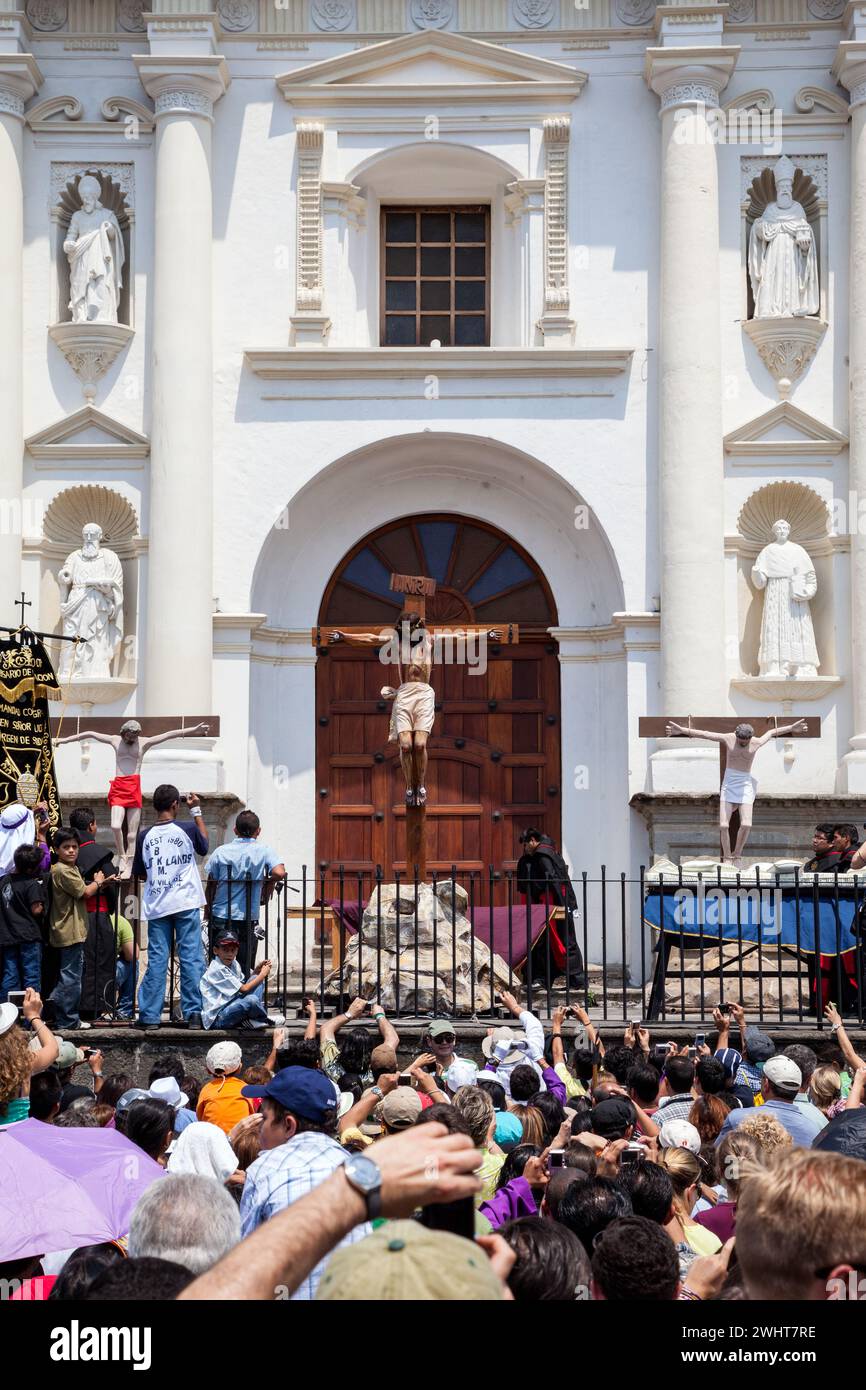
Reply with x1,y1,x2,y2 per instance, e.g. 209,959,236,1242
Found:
370,1085,383,1099
343,1152,382,1220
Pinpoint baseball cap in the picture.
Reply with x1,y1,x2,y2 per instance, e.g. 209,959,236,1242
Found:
427,1020,456,1040
206,1041,243,1075
591,1097,635,1140
115,1087,150,1114
381,1088,422,1130
714,1047,742,1078
214,928,240,945
241,1066,338,1124
745,1027,775,1065
370,1043,397,1075
314,1220,506,1301
56,1039,86,1068
658,1119,702,1155
763,1055,802,1096
444,1059,478,1092
148,1076,189,1111
0,1002,19,1038
493,1110,523,1149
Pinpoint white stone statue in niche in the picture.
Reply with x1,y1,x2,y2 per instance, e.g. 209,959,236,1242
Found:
63,174,125,324
751,519,819,678
58,523,124,680
748,155,819,319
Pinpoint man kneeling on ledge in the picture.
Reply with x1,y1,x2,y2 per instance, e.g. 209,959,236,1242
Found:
201,928,279,1031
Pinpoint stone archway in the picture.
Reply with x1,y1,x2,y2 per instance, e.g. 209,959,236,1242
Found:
316,512,560,883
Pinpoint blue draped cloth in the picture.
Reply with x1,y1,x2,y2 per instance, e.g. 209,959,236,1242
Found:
643,884,861,957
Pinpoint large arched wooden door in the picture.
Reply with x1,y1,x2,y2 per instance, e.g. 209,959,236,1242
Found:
316,515,560,886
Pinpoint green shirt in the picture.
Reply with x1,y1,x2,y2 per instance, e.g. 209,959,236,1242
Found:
49,861,88,947
115,914,134,954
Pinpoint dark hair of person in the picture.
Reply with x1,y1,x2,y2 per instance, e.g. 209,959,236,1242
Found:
476,1076,507,1111
68,807,96,838
530,1089,566,1143
95,1073,131,1111
563,1145,598,1177
153,784,180,814
688,1093,729,1144
627,1063,661,1106
338,1071,363,1106
783,1044,817,1088
275,1037,321,1072
48,1243,125,1300
28,1068,63,1121
570,1106,594,1137
235,809,260,839
663,1055,695,1093
337,1029,373,1077
55,1105,101,1128
84,1257,193,1301
601,1045,636,1085
699,1142,720,1187
415,1104,472,1137
499,1216,591,1301
557,1177,633,1256
509,1063,541,1103
124,1098,174,1160
571,1047,597,1083
51,827,79,851
495,1143,541,1191
182,1075,202,1110
815,822,836,840
262,1094,338,1139
13,843,43,877
617,1160,674,1225
833,823,860,847
148,1053,185,1088
592,1215,680,1301
696,1056,726,1095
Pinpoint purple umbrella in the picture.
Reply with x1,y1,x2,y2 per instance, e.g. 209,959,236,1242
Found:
0,1118,164,1260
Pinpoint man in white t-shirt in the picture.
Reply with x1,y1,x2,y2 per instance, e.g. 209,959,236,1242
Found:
132,783,209,1032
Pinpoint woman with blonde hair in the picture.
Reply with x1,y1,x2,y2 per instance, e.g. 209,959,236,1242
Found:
519,1105,547,1149
694,1129,764,1243
809,1063,842,1117
658,1146,722,1274
738,1110,794,1159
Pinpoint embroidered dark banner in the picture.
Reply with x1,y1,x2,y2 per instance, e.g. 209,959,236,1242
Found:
0,631,61,824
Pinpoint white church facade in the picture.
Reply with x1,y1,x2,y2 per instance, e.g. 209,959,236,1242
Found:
5,0,866,927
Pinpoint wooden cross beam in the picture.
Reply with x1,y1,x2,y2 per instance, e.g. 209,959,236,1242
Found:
312,571,520,881
639,716,821,859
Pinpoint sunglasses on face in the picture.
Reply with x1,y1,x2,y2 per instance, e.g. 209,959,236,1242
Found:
434,1035,456,1045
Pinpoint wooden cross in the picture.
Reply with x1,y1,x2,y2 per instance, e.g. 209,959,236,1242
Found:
312,570,520,880
639,715,821,859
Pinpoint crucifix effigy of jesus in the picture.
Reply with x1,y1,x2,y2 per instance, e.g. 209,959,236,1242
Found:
313,570,518,879
639,715,820,867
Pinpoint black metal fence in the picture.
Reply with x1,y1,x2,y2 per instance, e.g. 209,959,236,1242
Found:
105,863,866,1029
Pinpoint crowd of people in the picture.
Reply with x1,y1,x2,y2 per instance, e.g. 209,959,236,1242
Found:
1,981,864,1302
0,788,284,1032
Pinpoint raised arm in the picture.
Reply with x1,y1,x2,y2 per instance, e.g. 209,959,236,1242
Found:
825,1002,866,1071
328,630,391,647
371,1000,399,1052
141,722,209,751
754,719,808,749
665,721,728,745
54,730,118,748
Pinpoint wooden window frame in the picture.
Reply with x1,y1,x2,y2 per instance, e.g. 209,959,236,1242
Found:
380,205,490,348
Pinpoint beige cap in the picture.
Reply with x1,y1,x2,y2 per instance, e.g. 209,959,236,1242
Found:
380,1087,422,1130
315,1220,506,1301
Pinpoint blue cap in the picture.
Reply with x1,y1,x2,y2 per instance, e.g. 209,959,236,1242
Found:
493,1110,523,1149
242,1065,337,1124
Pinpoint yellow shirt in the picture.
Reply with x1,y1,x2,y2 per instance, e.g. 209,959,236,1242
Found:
554,1062,587,1101
476,1147,505,1204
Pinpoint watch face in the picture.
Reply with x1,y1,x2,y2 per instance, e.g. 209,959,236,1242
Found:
346,1153,380,1194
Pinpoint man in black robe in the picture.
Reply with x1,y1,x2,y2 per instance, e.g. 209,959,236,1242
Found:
515,828,585,990
69,806,119,1019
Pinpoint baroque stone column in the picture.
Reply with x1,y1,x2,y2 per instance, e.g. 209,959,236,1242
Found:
645,34,738,791
135,51,229,716
0,22,41,610
834,9,866,790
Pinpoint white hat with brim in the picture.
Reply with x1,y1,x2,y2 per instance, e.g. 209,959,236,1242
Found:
481,1026,527,1066
0,1002,19,1038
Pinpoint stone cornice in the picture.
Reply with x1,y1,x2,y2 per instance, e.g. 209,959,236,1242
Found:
0,52,42,114
244,346,633,381
133,52,230,113
644,44,740,108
